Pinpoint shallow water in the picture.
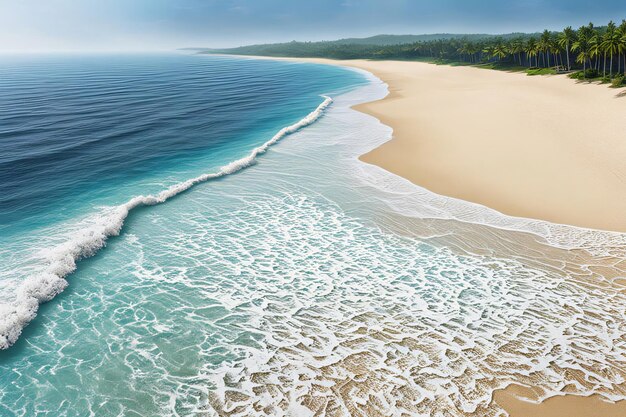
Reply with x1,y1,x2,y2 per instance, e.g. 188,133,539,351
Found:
0,54,624,417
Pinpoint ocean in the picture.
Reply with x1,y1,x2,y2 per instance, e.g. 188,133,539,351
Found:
0,53,624,416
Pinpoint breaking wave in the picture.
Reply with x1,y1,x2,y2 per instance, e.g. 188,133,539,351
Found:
0,96,333,350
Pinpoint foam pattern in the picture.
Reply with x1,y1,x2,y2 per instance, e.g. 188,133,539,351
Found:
198,195,626,416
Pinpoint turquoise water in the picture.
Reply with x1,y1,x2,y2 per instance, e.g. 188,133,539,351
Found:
0,54,364,413
1,54,625,417
0,53,363,343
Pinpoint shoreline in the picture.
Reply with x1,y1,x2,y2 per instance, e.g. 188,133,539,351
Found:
325,58,626,415
4,53,625,417
226,54,625,233
307,58,626,233
211,54,626,416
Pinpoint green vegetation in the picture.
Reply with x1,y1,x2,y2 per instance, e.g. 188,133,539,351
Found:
526,67,557,76
205,20,626,86
610,75,625,87
310,33,534,46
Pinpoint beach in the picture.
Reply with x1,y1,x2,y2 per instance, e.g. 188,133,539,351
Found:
293,58,626,233
312,58,626,416
2,53,625,417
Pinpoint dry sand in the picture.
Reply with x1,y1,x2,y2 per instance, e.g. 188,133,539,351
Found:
309,58,626,232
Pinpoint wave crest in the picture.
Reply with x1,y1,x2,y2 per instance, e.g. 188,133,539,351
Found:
0,95,333,350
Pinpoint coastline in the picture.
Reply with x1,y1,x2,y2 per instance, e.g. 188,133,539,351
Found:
323,58,626,415
318,57,626,416
356,60,626,233
241,55,626,233
213,54,626,416
4,53,625,416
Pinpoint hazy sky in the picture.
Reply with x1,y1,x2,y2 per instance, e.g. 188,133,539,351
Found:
1,0,625,52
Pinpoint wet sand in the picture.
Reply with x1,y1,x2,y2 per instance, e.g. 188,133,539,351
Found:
340,58,626,415
493,384,626,417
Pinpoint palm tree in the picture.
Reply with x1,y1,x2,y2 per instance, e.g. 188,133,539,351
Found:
483,45,496,61
575,48,591,77
622,32,626,76
509,38,524,65
572,26,591,77
550,38,563,69
469,43,481,63
525,38,538,67
590,33,601,72
601,21,620,77
539,30,553,67
492,41,508,61
585,22,601,72
557,26,576,70
618,20,626,75
457,43,469,62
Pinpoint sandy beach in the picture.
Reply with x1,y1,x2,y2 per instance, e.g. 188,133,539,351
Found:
299,58,626,233
338,58,626,416
272,56,626,416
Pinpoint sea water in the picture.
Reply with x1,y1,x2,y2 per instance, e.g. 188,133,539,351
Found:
0,54,624,417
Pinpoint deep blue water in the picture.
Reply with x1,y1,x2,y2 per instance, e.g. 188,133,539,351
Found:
0,53,364,235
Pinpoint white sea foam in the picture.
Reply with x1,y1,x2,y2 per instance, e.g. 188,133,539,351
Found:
161,194,624,417
0,96,333,350
336,67,626,257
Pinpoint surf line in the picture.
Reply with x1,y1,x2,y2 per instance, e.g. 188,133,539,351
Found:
0,95,333,350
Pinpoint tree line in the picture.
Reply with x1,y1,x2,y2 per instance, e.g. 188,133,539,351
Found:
210,20,626,84
453,21,626,80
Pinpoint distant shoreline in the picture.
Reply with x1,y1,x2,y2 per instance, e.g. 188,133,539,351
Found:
203,20,626,89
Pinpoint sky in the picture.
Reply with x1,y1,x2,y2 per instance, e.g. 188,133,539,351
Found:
1,0,625,52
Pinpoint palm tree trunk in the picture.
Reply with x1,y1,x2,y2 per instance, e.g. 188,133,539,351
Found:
610,53,613,77
603,52,607,77
566,44,570,70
